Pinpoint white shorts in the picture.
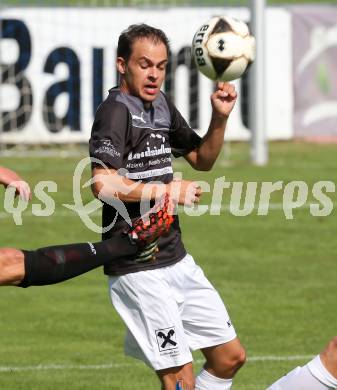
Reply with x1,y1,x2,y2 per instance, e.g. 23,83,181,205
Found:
108,254,237,371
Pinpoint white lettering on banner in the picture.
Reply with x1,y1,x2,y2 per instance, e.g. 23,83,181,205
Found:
126,167,173,180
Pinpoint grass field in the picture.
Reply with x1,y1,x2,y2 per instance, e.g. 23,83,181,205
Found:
0,142,337,389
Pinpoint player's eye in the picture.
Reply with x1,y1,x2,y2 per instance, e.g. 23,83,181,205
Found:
139,61,149,69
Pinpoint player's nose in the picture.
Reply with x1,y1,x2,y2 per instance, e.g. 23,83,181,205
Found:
148,66,158,80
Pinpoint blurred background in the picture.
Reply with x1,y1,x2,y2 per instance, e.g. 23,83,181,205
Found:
0,1,337,389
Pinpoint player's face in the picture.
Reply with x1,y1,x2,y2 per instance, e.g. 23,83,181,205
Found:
117,38,168,105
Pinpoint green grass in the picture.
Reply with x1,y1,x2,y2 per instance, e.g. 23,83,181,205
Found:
0,142,337,389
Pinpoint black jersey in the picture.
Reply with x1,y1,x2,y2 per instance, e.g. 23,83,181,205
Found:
89,88,202,275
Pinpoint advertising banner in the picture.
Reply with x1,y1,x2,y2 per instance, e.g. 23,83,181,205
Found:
0,6,294,144
291,6,337,140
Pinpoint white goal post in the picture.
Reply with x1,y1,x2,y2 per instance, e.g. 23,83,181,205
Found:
249,0,268,165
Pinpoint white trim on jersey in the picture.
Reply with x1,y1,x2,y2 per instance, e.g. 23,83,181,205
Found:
132,124,170,131
126,167,173,180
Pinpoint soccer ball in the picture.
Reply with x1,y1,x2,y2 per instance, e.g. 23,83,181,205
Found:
192,15,255,81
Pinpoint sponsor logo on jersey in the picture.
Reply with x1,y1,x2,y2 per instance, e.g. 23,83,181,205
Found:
94,139,121,158
127,132,171,161
131,111,146,124
126,166,173,180
127,144,171,161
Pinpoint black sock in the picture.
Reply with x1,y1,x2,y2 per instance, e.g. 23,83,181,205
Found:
18,233,136,287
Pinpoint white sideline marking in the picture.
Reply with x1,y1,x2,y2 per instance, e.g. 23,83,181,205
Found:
247,355,314,362
0,210,101,219
0,356,314,373
0,203,328,220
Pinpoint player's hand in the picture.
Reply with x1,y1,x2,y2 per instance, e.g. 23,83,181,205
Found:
211,82,237,118
0,167,31,201
126,194,175,262
8,180,31,202
167,179,202,207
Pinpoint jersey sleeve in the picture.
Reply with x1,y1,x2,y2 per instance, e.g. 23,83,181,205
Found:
89,100,130,169
166,98,202,158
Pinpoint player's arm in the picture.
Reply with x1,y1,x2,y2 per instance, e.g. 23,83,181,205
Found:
0,166,31,201
91,166,165,203
184,82,237,171
91,167,201,206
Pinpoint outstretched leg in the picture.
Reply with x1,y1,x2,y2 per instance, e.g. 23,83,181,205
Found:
0,194,174,288
0,233,137,287
267,336,337,389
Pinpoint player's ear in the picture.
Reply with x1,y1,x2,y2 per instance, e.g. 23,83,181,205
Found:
117,57,126,75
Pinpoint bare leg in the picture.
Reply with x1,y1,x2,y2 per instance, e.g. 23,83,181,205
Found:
201,338,246,379
0,248,25,285
320,336,337,381
193,338,246,389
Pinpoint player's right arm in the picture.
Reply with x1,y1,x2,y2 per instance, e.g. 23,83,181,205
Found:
91,167,201,206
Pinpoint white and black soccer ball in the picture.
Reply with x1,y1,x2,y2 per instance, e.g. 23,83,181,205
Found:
192,15,255,81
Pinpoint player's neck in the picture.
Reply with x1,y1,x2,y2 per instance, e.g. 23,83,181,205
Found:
119,81,152,110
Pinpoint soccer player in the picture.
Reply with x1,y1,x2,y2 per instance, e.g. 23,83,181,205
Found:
89,24,245,390
0,166,31,201
267,335,337,389
0,193,174,287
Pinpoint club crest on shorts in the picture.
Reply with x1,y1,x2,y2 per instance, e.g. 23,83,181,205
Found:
155,327,178,352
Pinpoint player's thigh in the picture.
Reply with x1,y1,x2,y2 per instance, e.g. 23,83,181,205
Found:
109,270,192,371
181,255,237,350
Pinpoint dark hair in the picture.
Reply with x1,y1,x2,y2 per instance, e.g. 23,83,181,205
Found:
117,24,170,62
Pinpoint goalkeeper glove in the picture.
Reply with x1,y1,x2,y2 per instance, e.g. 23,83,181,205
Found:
126,193,175,262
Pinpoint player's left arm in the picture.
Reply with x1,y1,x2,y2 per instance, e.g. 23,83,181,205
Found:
0,166,31,201
184,82,237,171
